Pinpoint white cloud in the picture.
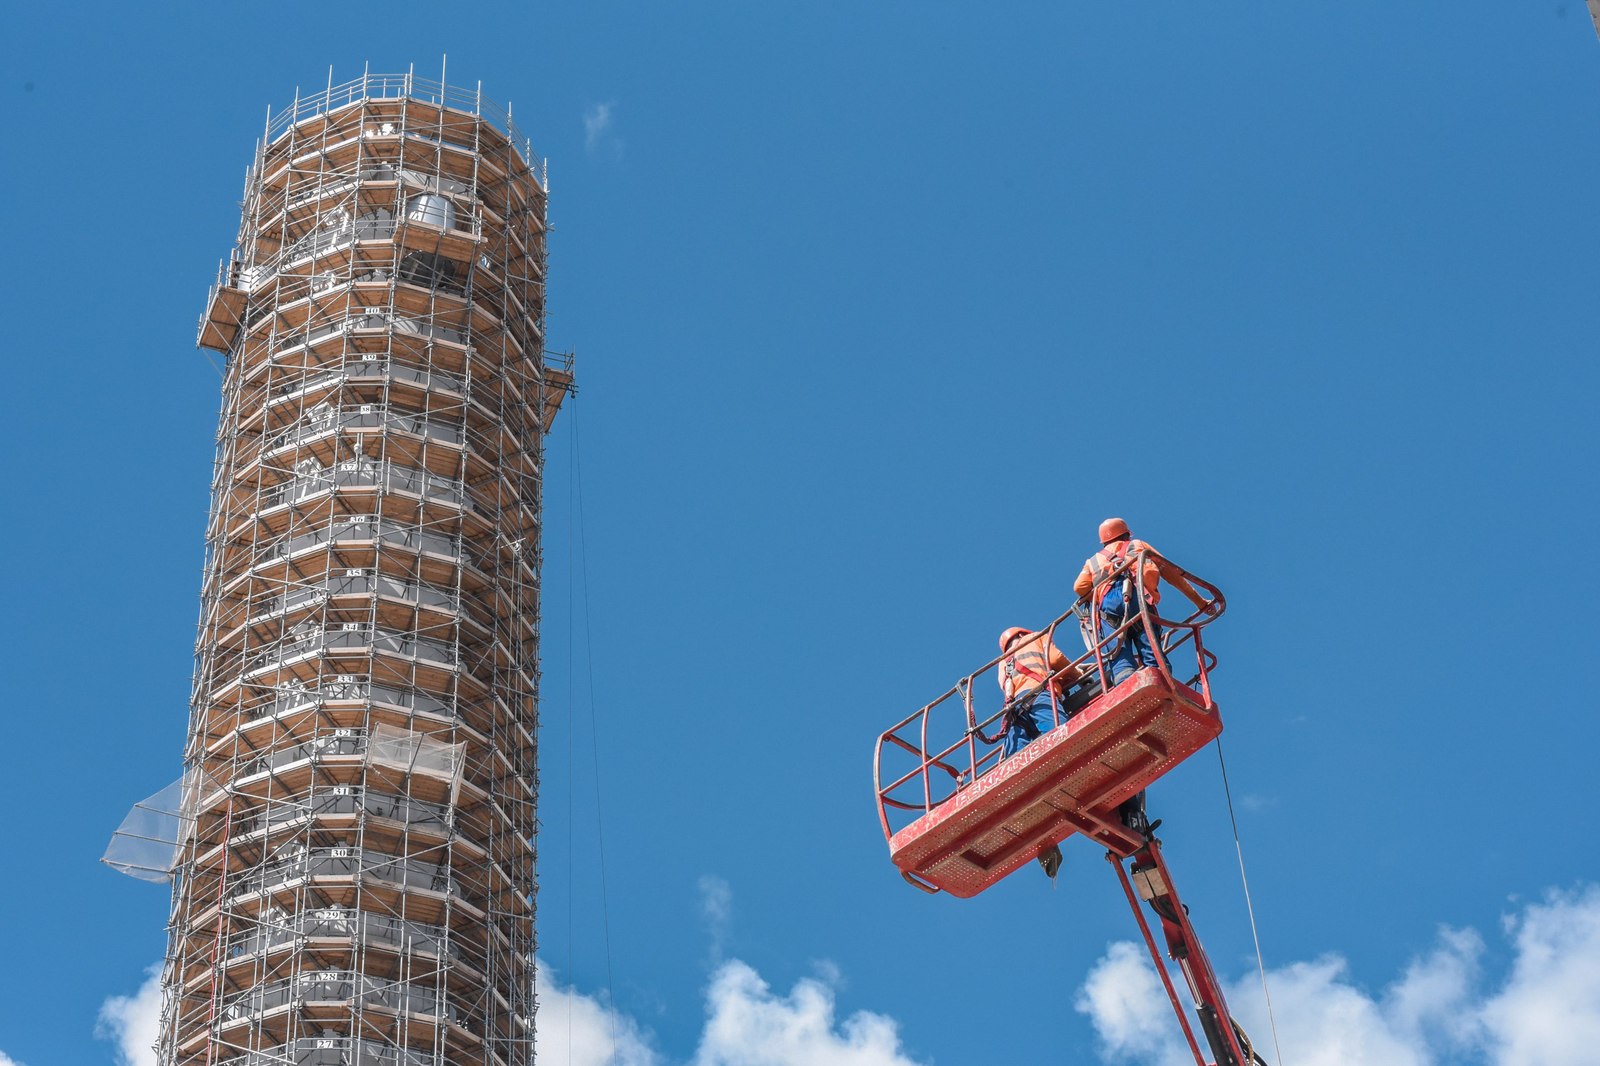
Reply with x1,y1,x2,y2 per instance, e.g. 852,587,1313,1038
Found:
1482,885,1600,1064
99,884,1600,1066
97,965,161,1066
1384,927,1483,1054
584,101,622,157
691,960,928,1066
96,899,918,1066
1228,954,1445,1066
1075,941,1195,1066
535,960,659,1066
0,1050,26,1066
700,874,733,961
536,954,925,1066
1076,884,1600,1066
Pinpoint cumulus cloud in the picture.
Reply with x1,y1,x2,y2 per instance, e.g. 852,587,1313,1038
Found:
535,960,659,1066
97,965,161,1066
99,883,1600,1066
0,1050,26,1066
691,959,927,1066
1076,884,1600,1066
1482,885,1600,1063
584,101,622,157
1076,941,1196,1066
97,886,920,1066
700,874,734,961
536,954,924,1066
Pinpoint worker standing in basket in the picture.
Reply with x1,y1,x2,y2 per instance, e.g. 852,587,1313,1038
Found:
997,626,1080,879
1073,518,1211,687
1074,518,1213,836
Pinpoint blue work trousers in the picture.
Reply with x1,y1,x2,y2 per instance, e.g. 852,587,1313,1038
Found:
1098,581,1164,685
1001,689,1061,757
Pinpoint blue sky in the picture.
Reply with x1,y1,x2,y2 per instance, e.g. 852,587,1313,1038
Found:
2,3,1599,1064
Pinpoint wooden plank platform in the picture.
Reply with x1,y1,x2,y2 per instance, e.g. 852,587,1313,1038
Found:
199,285,248,352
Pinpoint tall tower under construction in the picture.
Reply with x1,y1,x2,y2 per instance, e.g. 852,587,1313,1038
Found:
166,73,570,1066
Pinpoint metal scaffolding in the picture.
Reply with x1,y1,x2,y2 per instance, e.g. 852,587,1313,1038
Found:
153,71,570,1066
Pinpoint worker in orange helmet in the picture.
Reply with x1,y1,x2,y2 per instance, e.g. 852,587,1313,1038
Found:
1074,518,1212,836
1073,518,1211,688
997,626,1080,756
997,625,1080,879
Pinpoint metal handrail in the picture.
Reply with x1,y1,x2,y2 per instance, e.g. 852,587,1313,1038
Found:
268,355,469,399
247,786,454,836
873,550,1225,839
242,570,462,626
240,204,487,287
225,905,462,962
259,455,467,510
242,623,459,676
270,162,479,215
240,678,457,723
262,404,466,453
219,968,457,1024
227,845,457,902
218,1033,446,1066
264,72,536,169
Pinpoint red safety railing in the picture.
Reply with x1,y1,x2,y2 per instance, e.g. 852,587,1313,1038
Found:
874,549,1226,844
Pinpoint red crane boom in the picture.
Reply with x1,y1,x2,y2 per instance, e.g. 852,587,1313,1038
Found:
1113,834,1266,1066
874,550,1268,1065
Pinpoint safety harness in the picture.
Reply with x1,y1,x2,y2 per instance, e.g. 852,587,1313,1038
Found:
1001,648,1050,698
1086,539,1145,662
978,640,1055,747
1086,538,1138,604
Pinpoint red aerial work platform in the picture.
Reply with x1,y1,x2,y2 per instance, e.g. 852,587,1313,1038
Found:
874,552,1225,894
874,550,1268,1066
883,667,1219,897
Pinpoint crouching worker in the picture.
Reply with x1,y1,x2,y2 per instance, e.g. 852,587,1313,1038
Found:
997,626,1080,757
998,625,1081,880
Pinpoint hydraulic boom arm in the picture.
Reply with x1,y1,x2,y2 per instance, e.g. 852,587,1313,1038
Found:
1109,832,1269,1066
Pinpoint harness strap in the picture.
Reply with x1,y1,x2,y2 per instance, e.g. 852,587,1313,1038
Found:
979,688,1045,747
1088,541,1142,665
1009,658,1048,685
1088,539,1134,599
1002,648,1051,702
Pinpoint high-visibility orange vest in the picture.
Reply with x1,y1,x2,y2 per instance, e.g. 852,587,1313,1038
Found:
1000,634,1052,702
1086,539,1159,605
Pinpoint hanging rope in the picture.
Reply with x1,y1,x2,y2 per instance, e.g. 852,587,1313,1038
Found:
1215,738,1285,1066
565,392,577,1066
571,399,621,1054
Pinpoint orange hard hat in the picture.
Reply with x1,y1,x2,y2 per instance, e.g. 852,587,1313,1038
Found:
1098,517,1130,544
999,627,1031,652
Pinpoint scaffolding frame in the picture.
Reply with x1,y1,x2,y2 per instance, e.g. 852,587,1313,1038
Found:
163,76,569,1066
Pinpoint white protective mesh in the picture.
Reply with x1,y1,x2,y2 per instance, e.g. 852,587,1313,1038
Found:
367,725,465,787
103,769,199,883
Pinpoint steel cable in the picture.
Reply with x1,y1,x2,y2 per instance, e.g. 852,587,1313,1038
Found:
1215,737,1284,1065
571,399,621,1057
565,391,576,1066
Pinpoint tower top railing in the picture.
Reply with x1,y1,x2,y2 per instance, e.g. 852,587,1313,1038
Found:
265,72,536,165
